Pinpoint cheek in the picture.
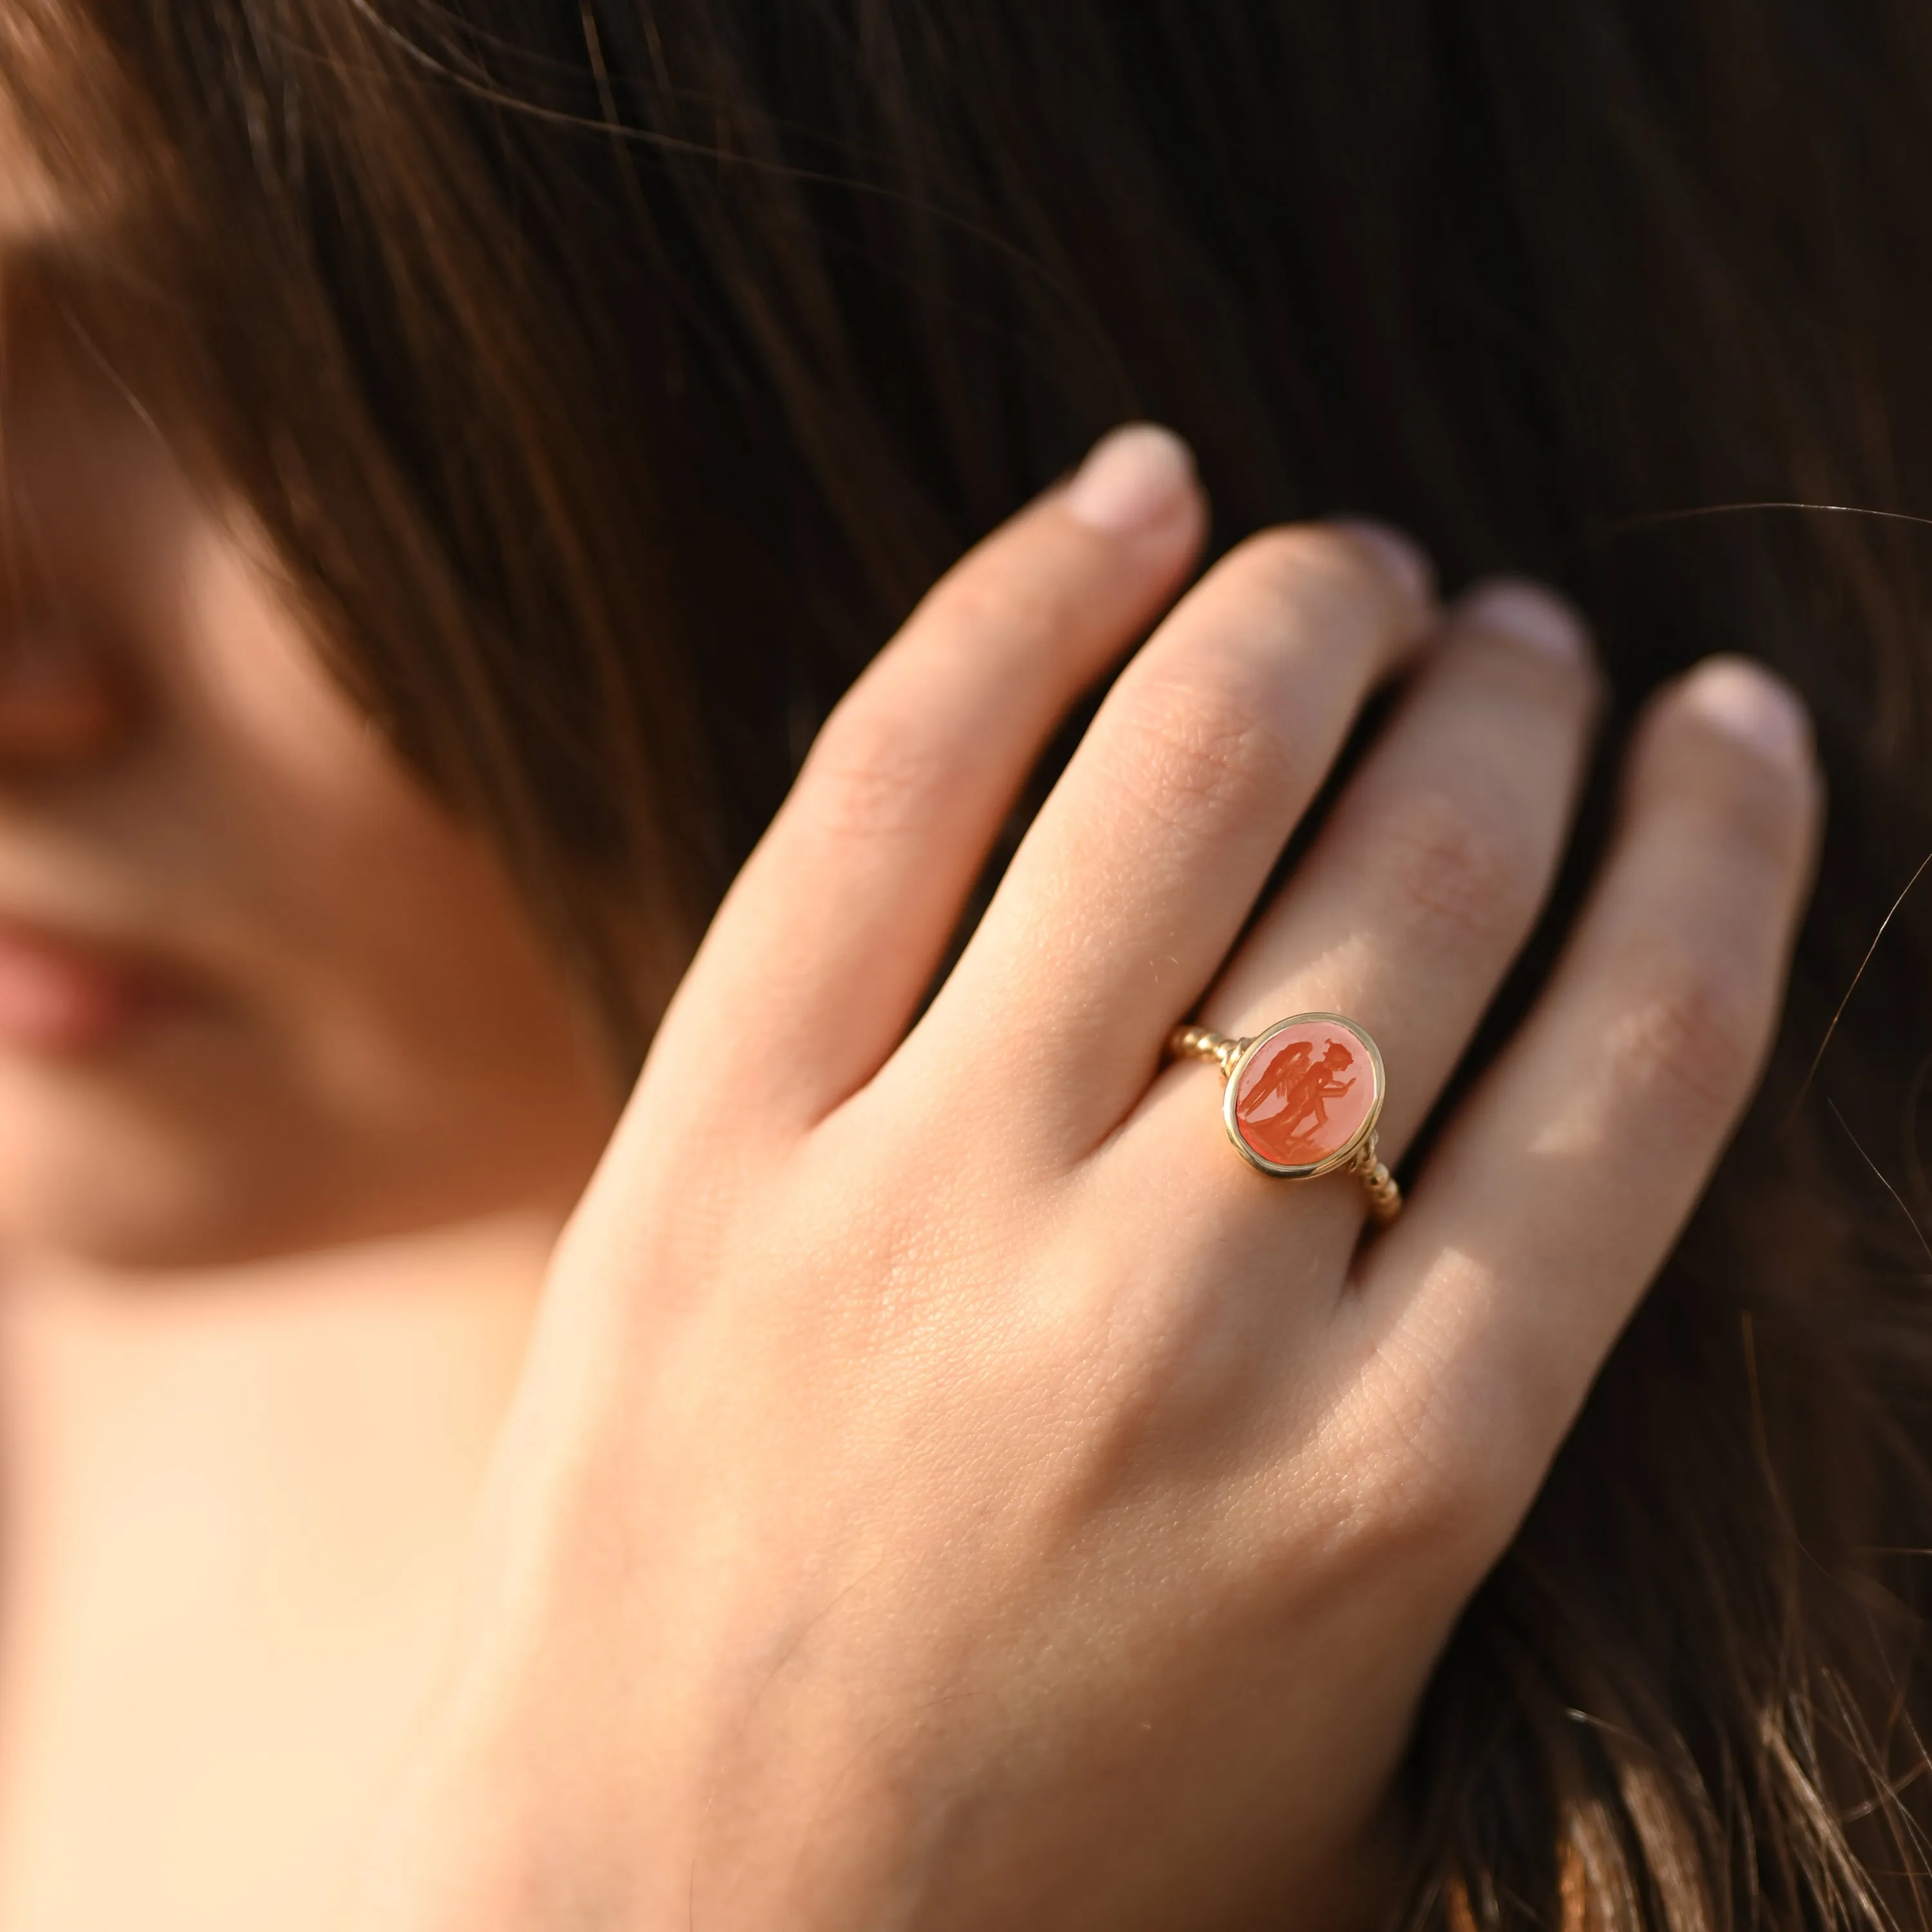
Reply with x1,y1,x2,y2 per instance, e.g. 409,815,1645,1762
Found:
193,525,622,1197
270,829,622,1216
0,519,623,1269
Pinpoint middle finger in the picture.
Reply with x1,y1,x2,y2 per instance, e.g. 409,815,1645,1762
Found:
911,521,1434,1151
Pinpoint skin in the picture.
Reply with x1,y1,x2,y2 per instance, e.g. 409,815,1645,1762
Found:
0,102,1824,1932
351,430,1821,1931
0,149,620,1932
0,254,616,1268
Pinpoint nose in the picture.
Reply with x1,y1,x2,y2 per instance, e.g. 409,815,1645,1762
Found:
0,627,130,768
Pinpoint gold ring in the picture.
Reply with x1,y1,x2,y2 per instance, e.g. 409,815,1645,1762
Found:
1166,1013,1402,1224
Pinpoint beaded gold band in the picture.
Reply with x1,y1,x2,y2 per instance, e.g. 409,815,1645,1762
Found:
1168,1014,1402,1224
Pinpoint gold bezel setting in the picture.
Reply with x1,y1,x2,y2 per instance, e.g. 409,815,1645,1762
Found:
1220,1012,1387,1180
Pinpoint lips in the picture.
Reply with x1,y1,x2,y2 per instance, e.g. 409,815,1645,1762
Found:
0,915,172,1052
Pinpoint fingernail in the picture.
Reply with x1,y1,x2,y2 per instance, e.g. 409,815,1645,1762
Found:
1455,578,1590,659
1680,656,1811,766
1063,423,1197,535
1323,518,1435,606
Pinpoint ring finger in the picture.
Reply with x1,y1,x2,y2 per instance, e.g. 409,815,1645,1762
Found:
1124,580,1601,1226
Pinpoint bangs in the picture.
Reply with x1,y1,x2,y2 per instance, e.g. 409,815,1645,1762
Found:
0,3,184,295
0,0,720,1067
0,5,254,526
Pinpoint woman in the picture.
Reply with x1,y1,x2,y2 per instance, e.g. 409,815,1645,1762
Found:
0,1,1918,1927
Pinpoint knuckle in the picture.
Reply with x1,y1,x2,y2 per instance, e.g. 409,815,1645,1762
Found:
1337,1325,1537,1580
799,703,948,845
1106,681,1294,835
1336,1404,1502,1585
934,565,1070,647
1349,1437,1476,1569
1377,787,1542,951
1610,949,1767,1128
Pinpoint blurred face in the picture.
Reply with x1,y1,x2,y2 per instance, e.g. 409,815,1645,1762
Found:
0,151,620,1269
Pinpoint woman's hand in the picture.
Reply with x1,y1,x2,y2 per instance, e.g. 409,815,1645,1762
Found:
359,426,1821,1931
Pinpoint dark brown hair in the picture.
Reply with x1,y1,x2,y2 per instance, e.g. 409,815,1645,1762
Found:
10,1,1932,1922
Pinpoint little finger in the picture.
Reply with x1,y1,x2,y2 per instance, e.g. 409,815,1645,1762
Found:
1348,657,1820,1558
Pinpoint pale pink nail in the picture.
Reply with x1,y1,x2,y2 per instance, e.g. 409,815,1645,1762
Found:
1063,424,1197,536
1680,657,1810,766
1323,518,1435,606
1455,579,1590,659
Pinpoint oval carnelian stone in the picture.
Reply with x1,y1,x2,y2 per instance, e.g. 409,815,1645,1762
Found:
1232,1019,1378,1170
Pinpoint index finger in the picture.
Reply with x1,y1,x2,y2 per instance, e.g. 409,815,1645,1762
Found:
652,425,1208,1126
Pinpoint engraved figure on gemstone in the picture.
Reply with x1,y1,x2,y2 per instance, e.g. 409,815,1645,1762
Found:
1242,1037,1358,1164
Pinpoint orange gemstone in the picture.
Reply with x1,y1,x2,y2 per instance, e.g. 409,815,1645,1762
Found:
1232,1019,1377,1170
